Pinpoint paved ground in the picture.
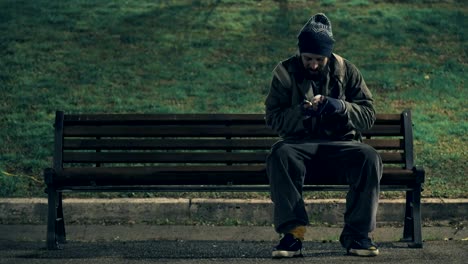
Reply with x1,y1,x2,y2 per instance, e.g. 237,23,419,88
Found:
1,240,467,264
1,198,467,263
0,224,467,264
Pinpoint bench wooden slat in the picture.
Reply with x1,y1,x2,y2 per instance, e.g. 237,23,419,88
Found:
63,139,279,150
64,114,267,125
379,152,405,163
63,113,400,125
63,151,404,164
362,125,401,136
362,139,404,149
63,125,278,137
63,152,270,164
373,114,401,123
380,168,423,184
63,124,401,137
63,138,403,151
57,166,416,186
63,125,401,137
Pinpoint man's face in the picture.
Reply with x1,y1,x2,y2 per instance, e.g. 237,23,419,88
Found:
301,53,329,78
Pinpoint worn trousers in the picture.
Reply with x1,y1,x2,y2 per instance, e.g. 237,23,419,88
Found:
266,140,383,238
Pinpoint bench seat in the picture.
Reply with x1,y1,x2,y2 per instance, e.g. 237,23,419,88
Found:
44,110,425,249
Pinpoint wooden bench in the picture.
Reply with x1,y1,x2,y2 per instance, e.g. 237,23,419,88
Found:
44,110,425,249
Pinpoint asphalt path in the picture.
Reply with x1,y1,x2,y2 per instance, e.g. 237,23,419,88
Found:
1,240,467,264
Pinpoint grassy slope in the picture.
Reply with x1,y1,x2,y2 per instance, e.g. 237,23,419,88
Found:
0,0,466,198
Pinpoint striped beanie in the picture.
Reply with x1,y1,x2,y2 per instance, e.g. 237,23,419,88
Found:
297,13,335,57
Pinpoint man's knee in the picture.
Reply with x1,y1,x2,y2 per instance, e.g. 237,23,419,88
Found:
357,144,382,166
345,144,382,186
267,142,294,164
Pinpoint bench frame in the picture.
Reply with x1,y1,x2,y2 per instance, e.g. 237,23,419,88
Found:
44,110,425,249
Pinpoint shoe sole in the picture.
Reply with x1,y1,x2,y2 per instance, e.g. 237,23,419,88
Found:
272,250,303,258
348,248,379,257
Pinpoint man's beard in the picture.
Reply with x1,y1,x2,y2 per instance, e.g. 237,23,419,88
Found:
304,67,325,80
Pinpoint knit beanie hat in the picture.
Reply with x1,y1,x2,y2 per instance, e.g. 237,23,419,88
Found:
297,13,335,57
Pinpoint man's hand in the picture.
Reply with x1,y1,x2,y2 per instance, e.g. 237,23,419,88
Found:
302,95,345,117
302,95,326,117
320,96,345,115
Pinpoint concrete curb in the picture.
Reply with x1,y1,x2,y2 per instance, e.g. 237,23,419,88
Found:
1,198,467,226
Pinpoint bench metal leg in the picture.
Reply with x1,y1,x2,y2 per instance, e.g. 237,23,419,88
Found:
46,187,63,250
56,192,66,244
401,186,423,248
402,190,414,242
409,184,423,248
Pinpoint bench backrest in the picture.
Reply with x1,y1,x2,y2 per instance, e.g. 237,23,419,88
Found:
51,110,415,187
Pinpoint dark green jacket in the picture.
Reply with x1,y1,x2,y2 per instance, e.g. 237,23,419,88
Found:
264,53,376,140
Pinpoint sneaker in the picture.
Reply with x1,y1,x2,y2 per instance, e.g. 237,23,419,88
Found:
272,233,303,258
346,237,379,257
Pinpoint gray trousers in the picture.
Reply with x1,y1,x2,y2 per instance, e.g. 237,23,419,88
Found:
266,140,383,238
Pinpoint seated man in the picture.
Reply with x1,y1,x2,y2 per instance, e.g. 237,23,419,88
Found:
265,13,382,258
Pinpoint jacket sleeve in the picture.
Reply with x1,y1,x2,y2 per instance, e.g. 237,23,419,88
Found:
264,75,308,138
341,62,376,131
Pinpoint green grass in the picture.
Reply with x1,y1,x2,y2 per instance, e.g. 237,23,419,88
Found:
0,0,466,198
